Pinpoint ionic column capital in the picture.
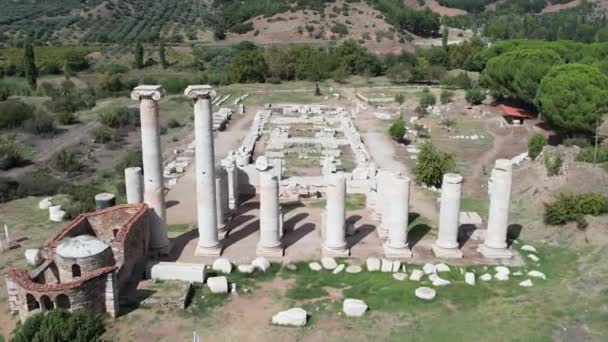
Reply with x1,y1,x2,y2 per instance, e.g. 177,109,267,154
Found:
184,85,216,100
130,85,165,101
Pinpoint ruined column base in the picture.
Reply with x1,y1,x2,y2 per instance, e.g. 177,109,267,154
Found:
256,244,284,258
322,244,350,257
383,243,412,258
478,244,513,259
194,243,222,257
432,244,463,259
218,224,229,240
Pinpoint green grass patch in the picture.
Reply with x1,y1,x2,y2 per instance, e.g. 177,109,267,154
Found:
180,284,228,318
167,224,190,233
346,194,366,210
460,197,488,215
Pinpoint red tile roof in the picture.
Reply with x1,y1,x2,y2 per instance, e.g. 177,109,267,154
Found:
499,104,530,119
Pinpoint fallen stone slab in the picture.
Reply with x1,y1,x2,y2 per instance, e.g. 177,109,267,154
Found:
465,272,475,286
345,265,362,274
286,263,297,271
494,266,510,275
212,258,232,274
252,257,271,272
38,197,53,210
512,271,523,276
415,287,436,301
430,273,451,286
423,263,436,275
409,269,424,281
237,264,255,274
393,273,407,281
207,276,228,294
521,245,537,253
332,264,345,274
366,257,381,272
494,272,509,281
435,263,451,273
479,273,492,281
25,249,43,266
527,254,540,262
527,270,546,280
309,262,322,271
381,259,393,273
272,308,307,326
519,279,534,288
392,260,401,273
343,299,368,317
321,257,338,270
147,262,206,283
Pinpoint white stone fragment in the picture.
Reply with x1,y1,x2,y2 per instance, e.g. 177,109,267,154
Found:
415,287,436,301
321,257,338,270
393,273,407,281
366,257,381,272
252,257,271,272
465,272,476,286
521,245,537,253
409,269,424,281
423,263,436,274
38,197,53,210
494,266,510,275
237,264,255,274
480,273,492,281
207,276,228,294
527,270,546,280
346,265,362,273
309,262,322,271
212,258,232,274
512,271,523,276
519,279,534,288
272,308,307,326
429,273,451,286
332,264,345,274
342,298,368,317
527,254,540,262
392,260,401,273
381,259,393,272
435,263,451,273
494,272,509,281
25,249,43,266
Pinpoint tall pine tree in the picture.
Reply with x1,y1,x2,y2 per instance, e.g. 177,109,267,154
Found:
23,39,37,89
134,41,144,69
442,26,449,51
159,40,167,69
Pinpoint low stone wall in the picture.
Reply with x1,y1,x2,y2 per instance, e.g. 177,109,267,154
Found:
146,262,206,283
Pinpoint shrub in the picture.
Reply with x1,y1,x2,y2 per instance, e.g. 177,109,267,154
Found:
413,141,455,187
576,145,608,163
419,92,436,108
57,112,79,125
441,72,472,89
563,137,591,148
45,93,95,114
0,135,27,170
0,100,35,129
160,77,190,94
167,118,181,128
15,171,64,199
61,184,105,217
113,149,143,174
388,120,407,141
331,23,349,35
98,106,138,128
465,87,486,105
11,310,105,342
440,89,454,104
544,193,608,226
22,111,56,135
229,22,255,34
394,93,405,105
544,149,562,176
92,125,114,144
0,83,10,101
52,150,84,173
528,133,546,160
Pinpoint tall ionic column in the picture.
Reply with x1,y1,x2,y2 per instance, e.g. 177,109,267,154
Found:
376,169,393,238
185,85,221,256
433,173,464,258
479,159,514,259
131,85,170,255
323,172,349,257
256,157,283,257
383,174,412,258
124,167,143,204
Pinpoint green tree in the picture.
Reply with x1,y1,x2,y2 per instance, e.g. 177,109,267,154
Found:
537,64,608,133
465,87,486,105
388,119,407,141
23,39,37,89
440,89,454,104
134,41,144,69
11,310,105,342
419,91,436,107
228,49,268,83
413,141,455,188
386,63,412,84
527,133,546,160
394,93,405,105
159,40,168,69
442,26,449,50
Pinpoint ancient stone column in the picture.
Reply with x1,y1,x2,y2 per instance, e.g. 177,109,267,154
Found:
433,173,464,258
185,85,221,256
479,159,514,258
95,193,116,210
124,167,143,204
323,172,349,256
222,154,239,210
256,157,283,257
131,85,170,255
383,174,412,258
376,169,392,238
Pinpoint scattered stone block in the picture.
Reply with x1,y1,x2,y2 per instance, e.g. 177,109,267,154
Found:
494,266,510,275
528,270,546,280
521,245,537,253
252,257,271,272
479,273,492,281
25,249,43,266
332,264,345,274
393,273,407,281
512,271,523,276
391,260,401,273
494,272,509,281
38,197,53,210
435,263,451,273
366,257,381,272
286,263,297,271
212,258,232,274
430,273,451,286
465,272,475,286
423,263,436,274
309,262,322,271
237,264,255,274
343,299,368,317
147,262,206,283
381,259,393,272
527,254,540,262
321,257,338,270
409,269,424,281
207,276,229,293
519,279,534,288
346,265,362,274
272,308,307,326
415,287,436,301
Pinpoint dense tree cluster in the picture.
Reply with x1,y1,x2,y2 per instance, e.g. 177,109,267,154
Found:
11,310,105,342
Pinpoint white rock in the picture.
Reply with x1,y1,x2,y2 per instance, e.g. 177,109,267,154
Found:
409,269,424,281
272,308,307,326
527,254,540,262
480,273,492,281
528,270,546,280
415,287,436,301
393,272,407,281
519,279,534,288
309,262,322,271
521,245,537,253
49,209,66,223
381,259,393,272
366,257,381,272
237,264,255,274
345,265,362,273
24,249,43,266
38,197,53,210
464,272,476,286
342,298,368,317
392,260,401,273
332,264,345,274
435,263,451,273
207,276,228,294
494,272,509,281
321,257,338,270
429,273,451,286
422,263,436,274
494,266,510,275
212,258,232,274
252,257,271,272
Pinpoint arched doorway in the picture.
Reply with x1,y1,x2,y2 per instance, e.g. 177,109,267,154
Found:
72,264,81,278
40,295,54,312
55,294,70,310
26,294,39,312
